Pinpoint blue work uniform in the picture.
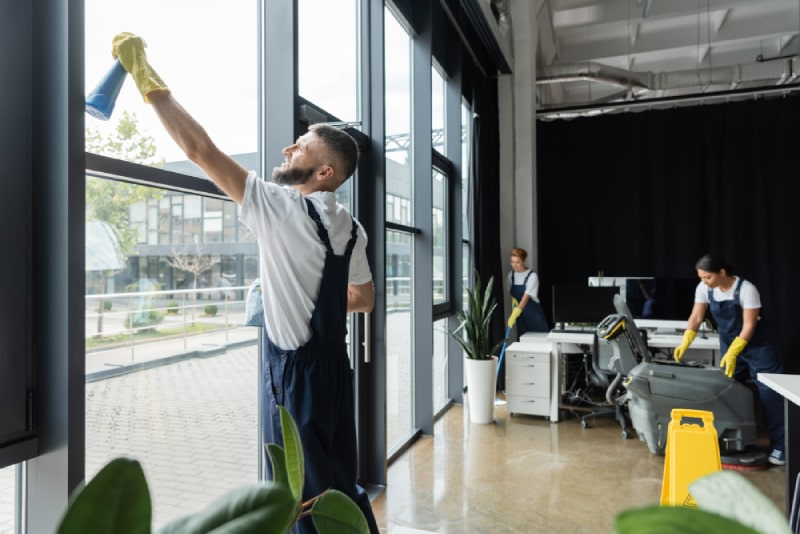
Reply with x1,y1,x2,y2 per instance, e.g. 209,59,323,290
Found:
709,279,785,453
509,271,549,335
262,199,378,534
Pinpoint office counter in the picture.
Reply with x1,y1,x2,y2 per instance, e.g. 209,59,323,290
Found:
757,373,800,520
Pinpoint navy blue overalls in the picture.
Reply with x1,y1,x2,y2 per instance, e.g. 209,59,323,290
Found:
510,271,549,334
500,272,550,390
261,198,378,534
710,279,785,453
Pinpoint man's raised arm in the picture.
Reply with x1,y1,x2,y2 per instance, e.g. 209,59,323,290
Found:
112,32,248,204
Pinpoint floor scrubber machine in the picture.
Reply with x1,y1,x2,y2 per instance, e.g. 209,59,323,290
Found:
596,294,760,460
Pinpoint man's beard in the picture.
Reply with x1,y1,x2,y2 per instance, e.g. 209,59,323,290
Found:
272,165,314,186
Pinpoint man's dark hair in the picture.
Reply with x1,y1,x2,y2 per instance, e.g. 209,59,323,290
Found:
309,123,359,179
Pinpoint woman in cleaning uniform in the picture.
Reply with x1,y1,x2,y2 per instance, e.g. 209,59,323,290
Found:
506,247,550,336
673,253,785,465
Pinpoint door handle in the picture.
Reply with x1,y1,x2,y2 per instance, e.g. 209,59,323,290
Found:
363,312,371,363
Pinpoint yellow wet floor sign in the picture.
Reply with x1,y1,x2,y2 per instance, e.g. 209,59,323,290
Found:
660,408,721,506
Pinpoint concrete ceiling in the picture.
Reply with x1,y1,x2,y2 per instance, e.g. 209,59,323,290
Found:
531,0,800,116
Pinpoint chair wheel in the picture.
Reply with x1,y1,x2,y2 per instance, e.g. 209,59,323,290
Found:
581,420,589,429
621,430,630,439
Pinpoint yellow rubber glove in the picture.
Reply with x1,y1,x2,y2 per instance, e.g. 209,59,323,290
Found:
719,336,748,378
507,307,522,328
673,330,697,362
112,32,170,103
511,297,519,308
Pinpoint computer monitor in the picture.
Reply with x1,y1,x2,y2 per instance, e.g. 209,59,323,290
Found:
551,285,620,328
624,277,698,321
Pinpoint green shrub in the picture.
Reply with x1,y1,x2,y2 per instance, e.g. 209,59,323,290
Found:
102,300,113,311
166,301,179,314
124,309,165,332
204,304,218,316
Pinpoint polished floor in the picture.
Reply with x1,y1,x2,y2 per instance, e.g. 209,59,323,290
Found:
372,397,786,534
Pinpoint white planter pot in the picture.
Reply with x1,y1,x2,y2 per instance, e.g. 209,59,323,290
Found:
464,356,498,424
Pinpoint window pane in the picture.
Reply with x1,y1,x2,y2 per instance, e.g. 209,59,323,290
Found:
461,102,471,241
86,179,260,529
432,168,447,305
385,229,414,450
433,318,449,412
432,65,445,155
84,0,258,175
0,465,15,532
385,8,413,224
299,0,359,122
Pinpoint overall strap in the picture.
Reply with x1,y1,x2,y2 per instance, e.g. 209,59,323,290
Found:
304,198,333,254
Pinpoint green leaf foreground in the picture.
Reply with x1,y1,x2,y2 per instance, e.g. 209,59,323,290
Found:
57,457,151,534
615,470,791,534
56,405,369,534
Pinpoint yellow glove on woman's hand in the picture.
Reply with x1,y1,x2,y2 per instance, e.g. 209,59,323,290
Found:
112,32,170,103
720,336,748,378
511,297,519,308
673,330,696,362
507,307,522,328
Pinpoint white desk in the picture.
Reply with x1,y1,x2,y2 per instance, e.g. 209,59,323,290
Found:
758,373,800,519
545,330,722,423
646,333,719,365
546,331,595,423
645,333,719,350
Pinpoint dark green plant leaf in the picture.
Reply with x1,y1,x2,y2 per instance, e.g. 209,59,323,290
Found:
265,443,289,488
614,504,761,534
156,482,297,534
57,457,151,534
279,405,305,501
310,489,370,534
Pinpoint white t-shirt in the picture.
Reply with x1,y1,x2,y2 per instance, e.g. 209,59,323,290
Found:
694,276,761,309
508,269,541,303
240,172,372,350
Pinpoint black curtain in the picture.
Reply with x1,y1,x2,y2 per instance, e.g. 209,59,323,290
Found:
537,94,800,372
470,76,505,351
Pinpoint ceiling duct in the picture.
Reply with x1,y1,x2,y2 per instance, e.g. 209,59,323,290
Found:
537,56,798,107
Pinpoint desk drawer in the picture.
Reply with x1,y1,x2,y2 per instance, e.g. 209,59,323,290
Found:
506,355,550,397
507,394,550,417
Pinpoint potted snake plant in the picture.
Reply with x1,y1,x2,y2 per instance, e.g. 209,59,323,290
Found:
450,271,505,423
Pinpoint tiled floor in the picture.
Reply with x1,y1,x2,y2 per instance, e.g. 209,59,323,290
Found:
0,343,787,533
372,397,786,533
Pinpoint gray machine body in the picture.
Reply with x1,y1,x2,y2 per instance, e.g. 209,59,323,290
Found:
623,361,757,454
597,295,758,455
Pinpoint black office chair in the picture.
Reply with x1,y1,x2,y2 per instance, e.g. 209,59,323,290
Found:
580,333,632,439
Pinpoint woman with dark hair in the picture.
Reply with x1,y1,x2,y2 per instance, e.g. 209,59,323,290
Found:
673,253,785,465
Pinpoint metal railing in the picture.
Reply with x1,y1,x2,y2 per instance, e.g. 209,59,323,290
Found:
85,285,252,361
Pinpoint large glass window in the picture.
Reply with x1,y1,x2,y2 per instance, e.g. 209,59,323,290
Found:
385,230,413,448
298,0,359,123
384,7,415,453
433,318,449,413
84,1,260,529
84,0,257,172
461,101,472,284
432,168,448,305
